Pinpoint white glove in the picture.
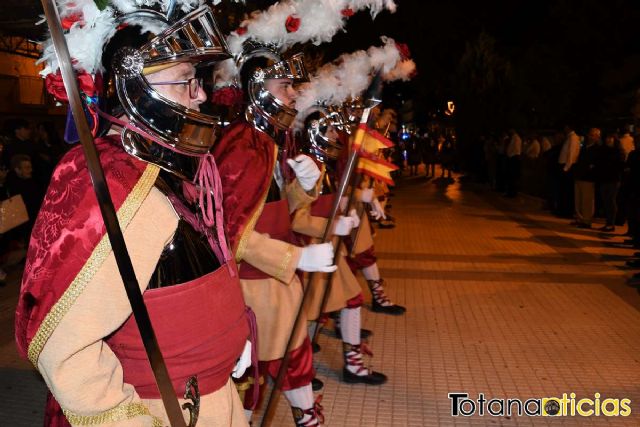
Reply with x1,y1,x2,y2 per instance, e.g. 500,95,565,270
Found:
297,243,337,272
334,216,355,236
348,208,361,228
231,340,252,378
359,188,374,203
334,209,361,236
370,198,386,220
286,154,321,191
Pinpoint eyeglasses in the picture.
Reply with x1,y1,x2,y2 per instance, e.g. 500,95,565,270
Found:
150,77,204,99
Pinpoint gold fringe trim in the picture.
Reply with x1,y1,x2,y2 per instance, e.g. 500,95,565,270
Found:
235,145,279,262
276,245,295,283
63,402,164,426
28,164,160,366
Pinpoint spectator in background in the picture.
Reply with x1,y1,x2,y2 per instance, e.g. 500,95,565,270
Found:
505,129,522,197
439,134,455,180
406,133,421,176
5,154,45,242
525,134,541,159
595,133,624,232
2,119,36,168
573,128,600,228
423,134,439,178
619,125,635,161
541,135,552,153
557,125,581,217
35,121,68,172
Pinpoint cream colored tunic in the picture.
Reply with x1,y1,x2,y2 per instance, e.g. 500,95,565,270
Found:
36,187,248,426
236,181,315,361
290,202,363,318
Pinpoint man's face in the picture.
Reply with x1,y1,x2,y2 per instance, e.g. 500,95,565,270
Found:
325,125,339,142
264,78,296,108
145,62,206,111
15,160,32,179
16,126,31,141
587,128,601,143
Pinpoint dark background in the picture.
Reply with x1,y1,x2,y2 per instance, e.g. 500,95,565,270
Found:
3,0,640,162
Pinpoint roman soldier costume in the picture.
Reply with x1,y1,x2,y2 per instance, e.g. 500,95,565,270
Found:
15,3,251,425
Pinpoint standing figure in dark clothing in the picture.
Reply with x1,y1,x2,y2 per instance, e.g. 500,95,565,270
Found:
5,154,44,243
595,134,624,232
439,135,455,180
422,135,439,178
573,128,600,228
406,134,421,176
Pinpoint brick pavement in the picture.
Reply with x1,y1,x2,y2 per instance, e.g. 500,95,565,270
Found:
2,172,640,426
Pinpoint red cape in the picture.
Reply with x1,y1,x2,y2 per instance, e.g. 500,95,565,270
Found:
14,135,156,364
212,121,277,257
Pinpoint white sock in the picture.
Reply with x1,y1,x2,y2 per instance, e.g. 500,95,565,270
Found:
340,307,361,345
362,264,380,281
244,409,253,423
284,384,314,410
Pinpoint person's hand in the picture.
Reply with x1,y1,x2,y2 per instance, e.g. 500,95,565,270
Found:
359,188,374,203
297,243,337,272
370,198,386,220
286,154,321,191
231,340,252,378
348,208,360,228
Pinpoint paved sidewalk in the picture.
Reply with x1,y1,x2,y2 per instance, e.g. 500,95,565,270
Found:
2,173,640,425
265,174,640,426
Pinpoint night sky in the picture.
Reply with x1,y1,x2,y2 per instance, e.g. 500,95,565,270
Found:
311,0,640,132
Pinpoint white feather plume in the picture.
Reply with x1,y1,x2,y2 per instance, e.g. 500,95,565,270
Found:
38,0,207,77
295,37,409,114
39,2,117,75
227,0,396,56
384,59,416,81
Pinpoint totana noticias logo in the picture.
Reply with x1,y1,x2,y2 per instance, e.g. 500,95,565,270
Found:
448,392,632,417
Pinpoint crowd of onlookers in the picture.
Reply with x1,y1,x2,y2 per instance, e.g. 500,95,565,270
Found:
0,118,68,285
482,124,640,286
390,131,457,181
482,125,638,231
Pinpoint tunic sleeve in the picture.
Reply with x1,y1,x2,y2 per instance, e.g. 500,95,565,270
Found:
240,230,303,284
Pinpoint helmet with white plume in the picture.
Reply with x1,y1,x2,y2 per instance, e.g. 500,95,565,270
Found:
39,0,231,180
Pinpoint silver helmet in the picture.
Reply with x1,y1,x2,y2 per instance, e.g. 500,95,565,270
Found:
238,42,309,138
302,105,348,164
112,6,230,180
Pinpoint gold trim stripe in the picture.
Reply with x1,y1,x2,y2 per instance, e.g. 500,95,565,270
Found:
277,245,295,283
235,145,279,262
27,164,160,366
63,402,164,426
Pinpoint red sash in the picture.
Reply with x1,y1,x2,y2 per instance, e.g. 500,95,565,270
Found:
310,194,335,218
106,262,248,398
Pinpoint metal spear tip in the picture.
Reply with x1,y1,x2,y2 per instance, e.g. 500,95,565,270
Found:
363,70,384,109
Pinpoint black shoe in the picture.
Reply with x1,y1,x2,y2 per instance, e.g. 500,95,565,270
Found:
312,377,324,392
342,367,387,385
577,223,592,229
598,225,615,232
371,299,406,315
378,220,396,229
312,342,321,353
335,328,373,341
626,259,640,268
